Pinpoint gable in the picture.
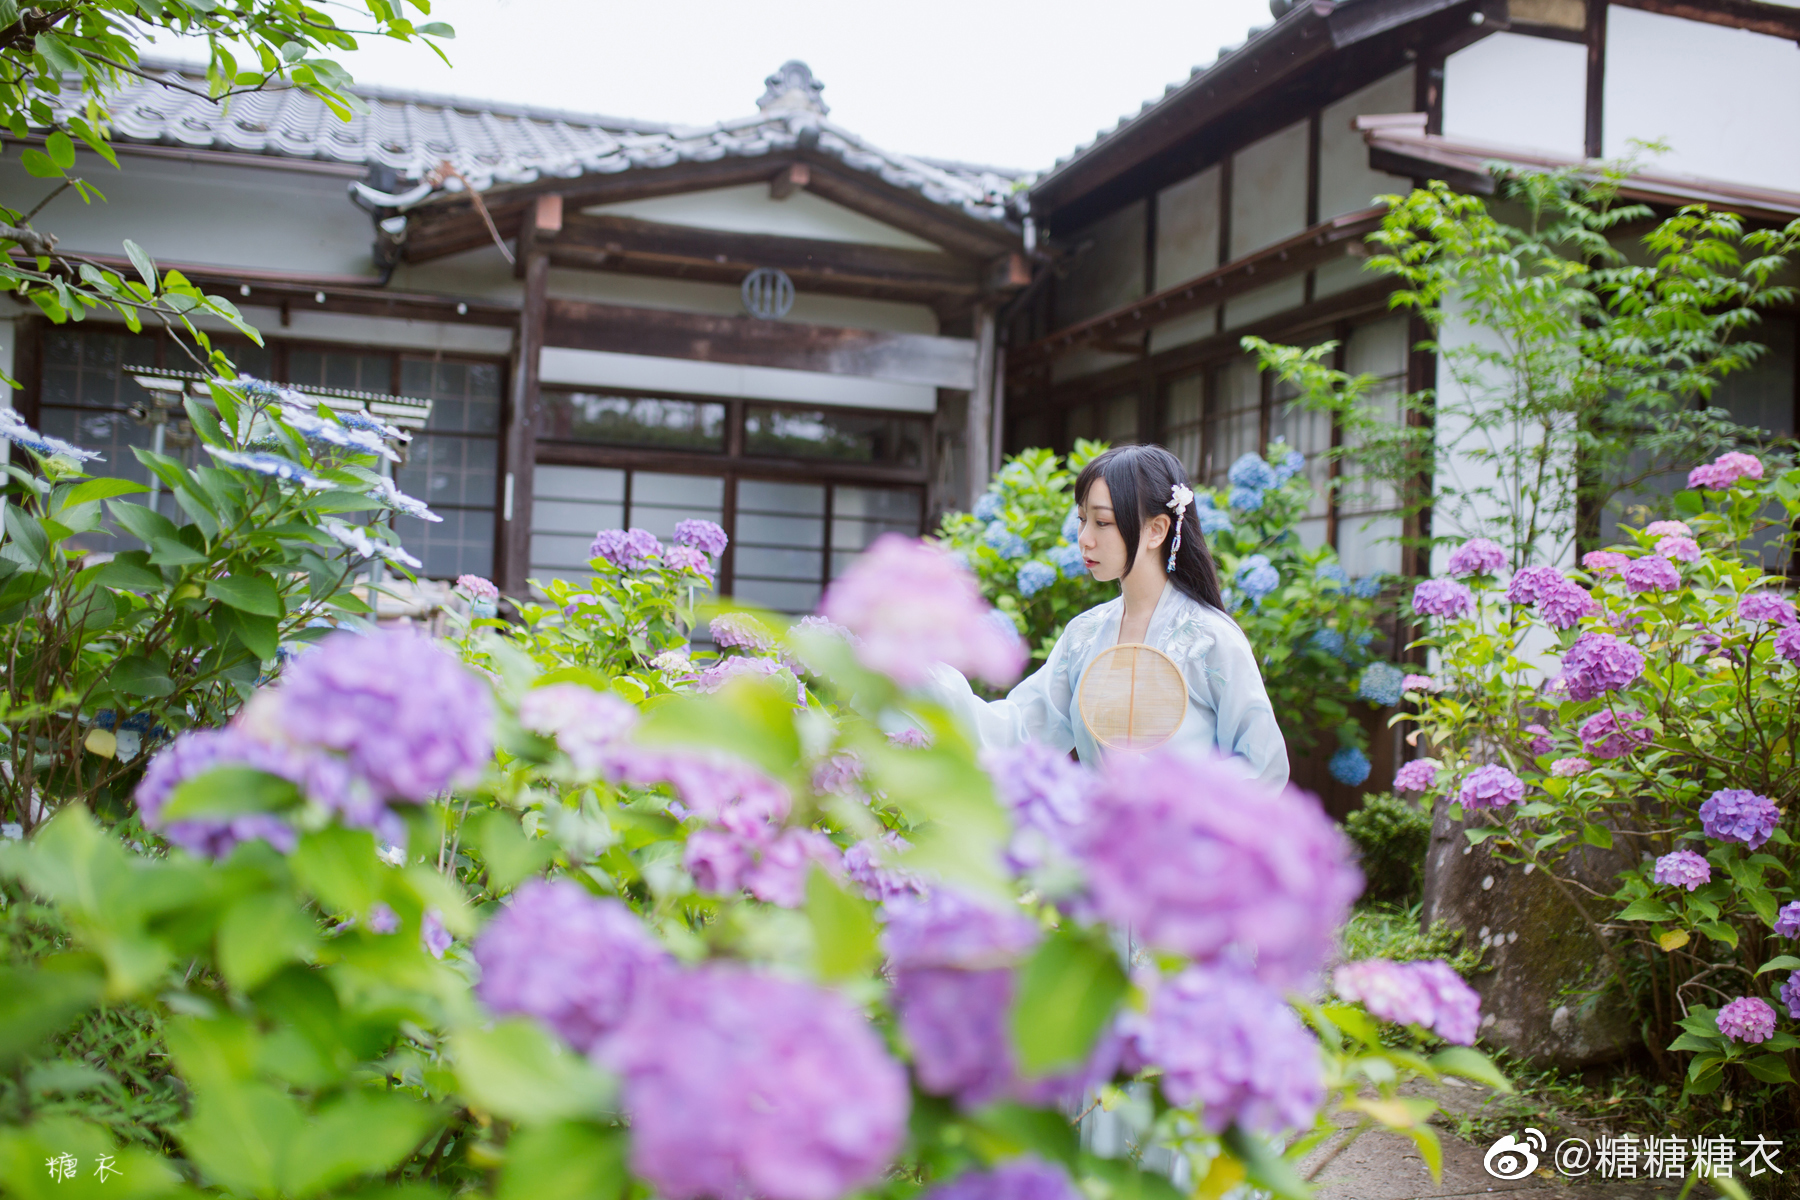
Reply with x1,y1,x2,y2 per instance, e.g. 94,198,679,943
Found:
583,183,946,253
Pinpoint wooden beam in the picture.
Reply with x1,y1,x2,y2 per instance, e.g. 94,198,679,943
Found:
797,160,1019,259
542,299,980,390
1584,0,1607,159
515,193,564,279
770,163,810,200
1010,206,1385,372
501,205,551,594
540,212,983,301
967,306,997,504
1610,0,1800,40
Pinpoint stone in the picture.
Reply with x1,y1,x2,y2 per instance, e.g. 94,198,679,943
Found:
1420,793,1638,1069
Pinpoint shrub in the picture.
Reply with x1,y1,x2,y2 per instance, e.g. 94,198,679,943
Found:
1345,792,1434,905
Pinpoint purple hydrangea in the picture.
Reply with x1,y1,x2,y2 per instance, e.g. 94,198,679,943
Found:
1739,593,1798,627
1332,958,1481,1044
1688,451,1764,491
1393,760,1439,794
1656,535,1701,563
1582,551,1630,576
1550,757,1590,777
1578,709,1652,760
1559,632,1645,702
663,544,714,579
844,832,925,902
811,752,864,797
1775,901,1800,939
1538,579,1597,630
1782,974,1800,1021
920,1160,1081,1200
517,684,638,773
890,966,1016,1107
1653,850,1711,892
821,535,1025,688
269,628,494,803
1716,996,1776,1044
881,889,1040,971
1525,724,1553,757
605,964,909,1200
1457,765,1524,810
711,613,776,652
366,902,400,934
1074,749,1362,987
1779,625,1800,667
673,519,729,556
685,827,755,894
472,880,668,1055
589,527,663,569
887,727,931,748
422,908,452,959
1411,578,1474,620
1124,963,1324,1133
984,743,1091,875
1699,788,1778,850
692,655,796,695
742,828,844,908
600,746,791,840
1623,556,1681,594
1447,538,1506,576
134,726,351,857
1505,566,1566,605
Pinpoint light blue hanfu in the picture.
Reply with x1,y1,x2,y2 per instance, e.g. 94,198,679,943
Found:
927,583,1290,788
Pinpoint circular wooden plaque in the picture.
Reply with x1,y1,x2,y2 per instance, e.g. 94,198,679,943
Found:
1078,642,1187,752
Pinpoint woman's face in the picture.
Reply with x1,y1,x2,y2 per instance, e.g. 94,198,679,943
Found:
1077,478,1169,583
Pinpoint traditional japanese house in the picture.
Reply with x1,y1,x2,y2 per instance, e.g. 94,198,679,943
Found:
0,61,1028,611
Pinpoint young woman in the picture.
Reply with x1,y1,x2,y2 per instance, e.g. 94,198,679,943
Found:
927,444,1289,787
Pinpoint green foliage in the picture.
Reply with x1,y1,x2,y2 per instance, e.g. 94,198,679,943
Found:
1344,794,1433,905
1247,159,1800,567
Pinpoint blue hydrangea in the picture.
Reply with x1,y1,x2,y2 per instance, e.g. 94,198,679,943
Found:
0,409,102,462
1229,487,1265,512
1359,663,1406,707
1060,507,1081,542
1236,555,1279,602
1353,629,1375,649
1048,543,1086,577
1316,562,1351,590
1197,507,1233,535
1309,628,1346,657
1351,575,1383,599
1329,745,1372,786
1017,561,1057,598
1228,453,1278,491
1196,492,1216,510
1272,449,1306,484
982,521,1030,560
973,492,1004,522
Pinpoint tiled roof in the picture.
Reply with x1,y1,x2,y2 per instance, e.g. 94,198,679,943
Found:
71,59,1024,225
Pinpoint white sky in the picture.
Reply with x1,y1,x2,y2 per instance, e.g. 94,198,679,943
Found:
154,0,1276,174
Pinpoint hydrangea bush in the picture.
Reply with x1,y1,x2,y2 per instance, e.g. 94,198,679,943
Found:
937,443,1400,765
1401,454,1800,1099
0,517,1507,1200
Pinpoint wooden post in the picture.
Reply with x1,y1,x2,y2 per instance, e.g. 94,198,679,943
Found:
500,193,558,593
1584,0,1608,160
967,305,997,507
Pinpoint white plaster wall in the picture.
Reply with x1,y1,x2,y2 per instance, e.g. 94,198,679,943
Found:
0,152,375,277
1155,165,1221,286
1223,277,1305,330
1604,7,1800,192
392,245,942,335
1318,67,1416,219
1312,254,1378,300
538,347,935,413
585,183,944,252
186,304,514,357
1443,32,1586,159
1230,121,1308,258
1054,200,1146,329
1148,308,1216,355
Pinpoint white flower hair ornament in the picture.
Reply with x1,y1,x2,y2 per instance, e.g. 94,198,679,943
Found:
1165,484,1194,572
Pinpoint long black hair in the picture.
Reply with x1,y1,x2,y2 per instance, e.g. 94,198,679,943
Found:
1073,443,1227,612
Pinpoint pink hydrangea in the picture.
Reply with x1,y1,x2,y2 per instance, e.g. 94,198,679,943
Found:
1411,578,1474,620
600,746,791,840
1446,538,1506,576
1699,788,1778,850
1778,625,1800,667
1644,521,1691,538
1074,749,1362,988
821,535,1025,688
455,574,499,601
710,613,776,652
1688,451,1765,491
517,684,638,772
605,964,909,1200
1402,673,1438,693
1739,593,1798,627
887,727,931,748
1457,764,1524,810
1652,849,1711,891
1716,996,1776,1044
1559,632,1645,702
1623,556,1681,594
1578,709,1652,760
1524,724,1553,757
1582,551,1630,576
663,544,714,579
1392,760,1439,793
692,656,796,695
1550,757,1591,777
1332,958,1481,1044
743,828,844,908
1655,536,1701,563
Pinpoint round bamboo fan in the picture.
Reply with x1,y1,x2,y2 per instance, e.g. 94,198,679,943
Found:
1078,642,1187,752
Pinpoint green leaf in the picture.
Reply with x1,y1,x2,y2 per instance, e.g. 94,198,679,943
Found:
148,536,208,567
1080,1155,1185,1200
110,653,176,698
496,1122,626,1200
215,891,318,992
177,1078,301,1198
64,477,149,510
206,574,283,617
416,21,455,36
107,499,178,544
122,238,157,289
1742,1053,1794,1085
18,148,62,179
1426,1046,1513,1093
1221,1125,1310,1200
45,131,75,170
969,1103,1080,1167
0,960,105,1069
216,606,279,661
1009,926,1127,1075
283,1090,442,1195
1697,920,1740,949
162,766,302,822
466,808,553,893
1616,897,1675,922
1580,822,1612,850
805,865,878,983
291,827,382,915
33,32,84,75
1756,955,1800,976
454,1019,617,1125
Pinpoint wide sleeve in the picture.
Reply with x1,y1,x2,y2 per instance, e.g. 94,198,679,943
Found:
920,627,1080,754
1187,626,1290,790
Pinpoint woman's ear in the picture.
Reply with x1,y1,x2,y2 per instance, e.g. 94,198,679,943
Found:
1143,512,1172,552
